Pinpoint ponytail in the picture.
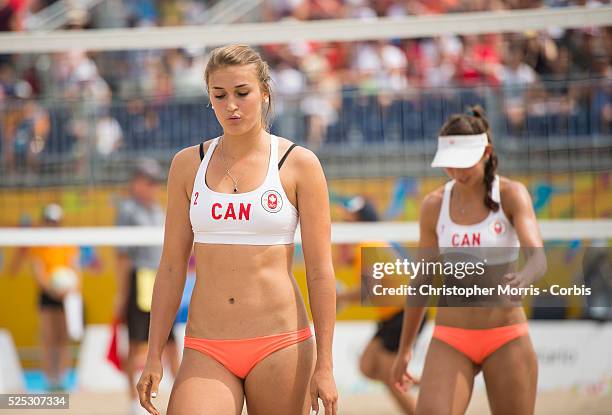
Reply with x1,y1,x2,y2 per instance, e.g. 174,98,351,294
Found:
483,151,499,212
470,106,499,212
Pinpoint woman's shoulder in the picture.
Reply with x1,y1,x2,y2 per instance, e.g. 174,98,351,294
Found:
168,142,210,181
498,176,532,216
275,136,320,168
499,176,530,203
499,176,527,195
172,144,200,165
419,186,445,229
173,137,220,163
422,186,445,211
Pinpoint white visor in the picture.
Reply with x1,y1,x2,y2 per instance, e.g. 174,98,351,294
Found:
431,133,488,168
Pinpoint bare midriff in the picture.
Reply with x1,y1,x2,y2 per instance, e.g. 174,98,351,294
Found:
435,307,527,329
432,261,527,328
185,242,310,339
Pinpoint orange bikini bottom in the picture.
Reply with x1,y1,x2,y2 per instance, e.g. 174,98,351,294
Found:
184,327,312,379
432,323,529,365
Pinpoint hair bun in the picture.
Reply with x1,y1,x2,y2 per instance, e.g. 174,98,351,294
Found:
468,105,486,119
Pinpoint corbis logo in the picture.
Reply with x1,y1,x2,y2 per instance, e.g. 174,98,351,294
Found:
262,190,282,213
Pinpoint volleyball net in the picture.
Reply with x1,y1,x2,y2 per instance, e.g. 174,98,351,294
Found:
0,219,611,246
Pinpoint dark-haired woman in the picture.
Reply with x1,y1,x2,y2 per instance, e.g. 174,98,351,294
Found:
391,106,546,414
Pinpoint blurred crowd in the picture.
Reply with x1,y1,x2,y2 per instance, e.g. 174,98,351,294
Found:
0,0,610,174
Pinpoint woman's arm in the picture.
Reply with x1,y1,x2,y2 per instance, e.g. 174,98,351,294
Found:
6,247,29,276
294,148,338,415
137,148,195,415
147,149,195,360
393,191,441,390
398,193,440,356
296,148,335,370
502,180,547,288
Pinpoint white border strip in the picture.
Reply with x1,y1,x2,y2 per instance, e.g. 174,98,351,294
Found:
1,6,610,53
0,220,609,246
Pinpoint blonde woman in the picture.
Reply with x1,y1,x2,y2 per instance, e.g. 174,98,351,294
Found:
136,45,338,415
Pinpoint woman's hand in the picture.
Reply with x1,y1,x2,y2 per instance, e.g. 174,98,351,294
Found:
310,367,338,414
503,271,528,302
136,359,163,415
391,350,417,392
503,271,526,289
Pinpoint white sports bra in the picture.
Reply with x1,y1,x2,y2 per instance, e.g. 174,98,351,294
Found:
436,175,520,264
189,134,299,245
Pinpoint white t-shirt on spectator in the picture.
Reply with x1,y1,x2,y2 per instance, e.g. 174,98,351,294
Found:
501,63,537,103
381,44,407,71
274,67,306,96
354,43,406,72
96,117,123,156
501,63,536,86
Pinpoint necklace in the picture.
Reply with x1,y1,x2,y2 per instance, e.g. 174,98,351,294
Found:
453,190,467,215
219,137,240,193
457,196,466,215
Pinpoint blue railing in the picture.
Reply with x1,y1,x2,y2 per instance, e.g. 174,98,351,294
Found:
0,78,610,185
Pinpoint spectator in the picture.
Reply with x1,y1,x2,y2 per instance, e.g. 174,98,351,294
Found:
29,204,81,391
113,158,180,415
0,0,609,159
455,34,501,87
523,30,558,77
272,60,307,139
591,60,612,134
5,98,50,173
95,109,123,157
501,45,538,135
301,48,340,148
